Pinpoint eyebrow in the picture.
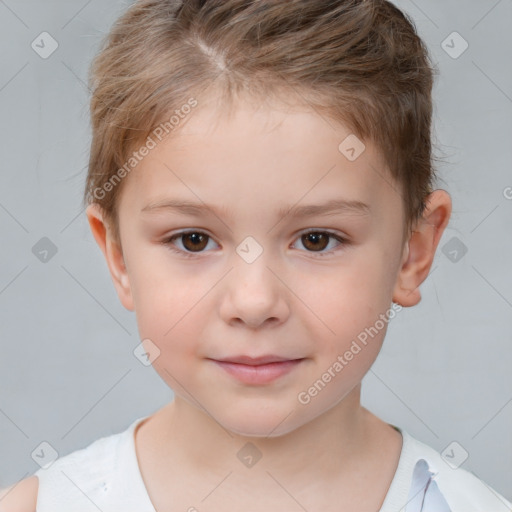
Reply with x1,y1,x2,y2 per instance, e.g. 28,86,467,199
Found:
141,198,371,219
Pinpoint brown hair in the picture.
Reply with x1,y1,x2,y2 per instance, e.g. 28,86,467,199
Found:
84,0,440,244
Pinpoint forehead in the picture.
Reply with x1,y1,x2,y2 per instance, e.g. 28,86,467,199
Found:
120,97,401,225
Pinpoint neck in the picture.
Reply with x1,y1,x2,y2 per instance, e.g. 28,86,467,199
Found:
157,385,374,483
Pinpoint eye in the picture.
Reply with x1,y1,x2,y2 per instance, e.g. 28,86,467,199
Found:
162,230,218,258
292,230,347,257
162,229,348,258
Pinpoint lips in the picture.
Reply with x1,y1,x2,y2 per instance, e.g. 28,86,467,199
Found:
213,354,301,365
209,355,305,385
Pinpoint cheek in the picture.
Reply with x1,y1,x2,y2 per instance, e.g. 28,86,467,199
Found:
304,253,392,328
127,244,200,328
135,286,201,350
136,302,200,387
300,250,396,368
130,266,216,372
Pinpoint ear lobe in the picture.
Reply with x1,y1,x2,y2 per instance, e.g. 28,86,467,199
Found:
86,203,134,311
392,189,452,307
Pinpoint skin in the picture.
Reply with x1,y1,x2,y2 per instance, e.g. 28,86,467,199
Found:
5,94,450,512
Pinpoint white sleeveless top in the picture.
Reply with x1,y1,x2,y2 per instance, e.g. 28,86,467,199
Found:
34,416,512,512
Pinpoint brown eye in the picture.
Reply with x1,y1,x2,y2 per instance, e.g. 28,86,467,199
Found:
180,232,209,252
301,232,329,251
294,230,347,256
163,231,217,257
163,229,347,259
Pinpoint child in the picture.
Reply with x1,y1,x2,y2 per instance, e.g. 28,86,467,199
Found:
2,0,511,510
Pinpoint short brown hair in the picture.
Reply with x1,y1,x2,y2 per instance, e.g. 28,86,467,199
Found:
84,0,441,244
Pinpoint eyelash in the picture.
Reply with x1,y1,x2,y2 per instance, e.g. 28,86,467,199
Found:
161,229,348,259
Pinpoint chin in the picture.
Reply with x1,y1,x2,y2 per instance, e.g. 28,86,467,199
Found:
219,409,302,439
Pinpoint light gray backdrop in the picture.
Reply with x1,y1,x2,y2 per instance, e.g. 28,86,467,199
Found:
0,0,511,502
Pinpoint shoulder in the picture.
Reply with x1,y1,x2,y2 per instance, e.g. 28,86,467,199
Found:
404,432,512,511
34,429,121,500
0,434,114,512
0,475,39,512
32,418,146,511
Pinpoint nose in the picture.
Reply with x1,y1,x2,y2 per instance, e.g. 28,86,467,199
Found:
219,254,290,329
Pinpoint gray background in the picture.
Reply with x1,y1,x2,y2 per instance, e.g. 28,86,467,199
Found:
0,0,511,502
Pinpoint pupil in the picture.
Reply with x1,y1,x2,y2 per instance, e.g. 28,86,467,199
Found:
304,233,328,251
185,233,207,251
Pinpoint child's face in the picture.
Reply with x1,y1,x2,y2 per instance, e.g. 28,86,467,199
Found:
90,96,416,437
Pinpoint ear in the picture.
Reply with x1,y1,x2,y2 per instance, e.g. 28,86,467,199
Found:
392,189,452,307
86,203,134,311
